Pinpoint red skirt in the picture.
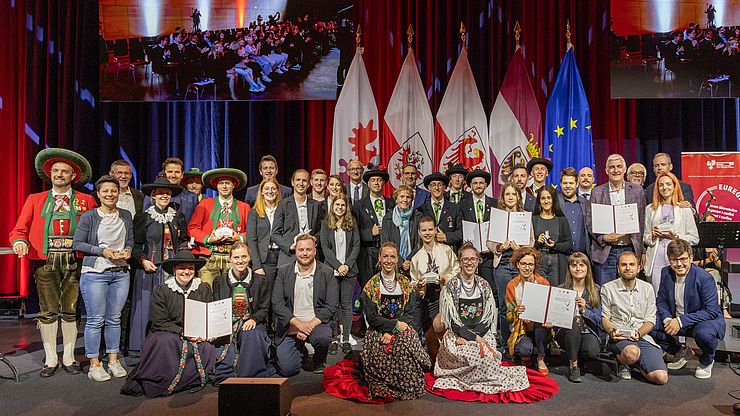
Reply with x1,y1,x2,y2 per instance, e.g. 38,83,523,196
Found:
425,361,559,403
323,359,558,404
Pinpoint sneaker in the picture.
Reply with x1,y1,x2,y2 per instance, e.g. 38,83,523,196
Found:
280,66,290,72
249,85,262,92
292,64,302,71
262,75,272,83
88,364,111,382
107,361,127,378
694,361,714,379
568,366,583,383
347,334,358,346
274,68,285,74
667,345,695,370
305,342,315,355
617,364,632,380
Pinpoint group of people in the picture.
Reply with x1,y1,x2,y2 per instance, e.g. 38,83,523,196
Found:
9,147,729,401
142,13,342,98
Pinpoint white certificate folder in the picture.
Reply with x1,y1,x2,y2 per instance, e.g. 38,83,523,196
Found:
590,203,640,235
462,221,490,253
487,208,532,246
518,282,577,329
184,298,232,339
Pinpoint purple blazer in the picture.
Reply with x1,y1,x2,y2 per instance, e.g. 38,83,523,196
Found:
586,181,647,264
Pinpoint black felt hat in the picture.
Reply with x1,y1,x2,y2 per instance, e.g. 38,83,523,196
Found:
141,176,183,197
526,158,553,174
465,168,491,185
423,172,449,189
161,251,206,275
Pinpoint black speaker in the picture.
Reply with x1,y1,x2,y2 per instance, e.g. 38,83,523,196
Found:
219,378,293,416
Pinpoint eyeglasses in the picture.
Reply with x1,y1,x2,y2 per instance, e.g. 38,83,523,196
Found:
668,256,691,264
518,262,535,268
460,257,480,264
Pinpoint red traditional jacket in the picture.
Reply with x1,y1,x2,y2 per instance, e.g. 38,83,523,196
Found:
188,197,250,256
9,190,97,260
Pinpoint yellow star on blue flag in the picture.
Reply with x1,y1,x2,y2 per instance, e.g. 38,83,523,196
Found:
554,126,564,137
570,118,577,129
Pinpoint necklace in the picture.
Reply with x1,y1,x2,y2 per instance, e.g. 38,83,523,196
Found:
380,274,397,293
461,276,477,297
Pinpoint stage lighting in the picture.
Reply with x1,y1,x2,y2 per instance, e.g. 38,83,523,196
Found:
140,0,159,36
198,0,209,30
653,1,675,33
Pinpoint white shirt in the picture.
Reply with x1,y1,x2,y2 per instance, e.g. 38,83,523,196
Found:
675,275,686,317
219,196,234,210
350,182,363,203
265,206,278,249
409,243,460,289
600,277,658,346
293,261,317,321
608,182,626,206
295,198,309,234
334,229,347,276
116,188,136,217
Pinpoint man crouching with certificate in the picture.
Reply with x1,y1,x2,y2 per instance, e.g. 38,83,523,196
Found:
211,242,275,384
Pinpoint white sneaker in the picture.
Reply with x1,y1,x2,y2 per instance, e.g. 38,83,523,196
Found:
275,68,285,74
347,334,358,346
667,345,695,370
107,361,127,378
262,75,272,83
694,361,714,379
88,364,111,382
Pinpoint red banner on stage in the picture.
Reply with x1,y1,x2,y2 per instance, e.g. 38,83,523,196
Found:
682,152,740,221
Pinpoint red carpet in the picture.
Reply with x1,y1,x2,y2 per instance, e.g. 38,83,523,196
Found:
323,359,558,404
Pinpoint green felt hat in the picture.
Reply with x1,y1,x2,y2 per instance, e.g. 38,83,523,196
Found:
34,148,92,185
202,168,248,192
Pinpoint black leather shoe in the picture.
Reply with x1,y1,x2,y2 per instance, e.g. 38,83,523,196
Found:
568,366,583,383
341,342,352,354
40,364,59,378
328,341,339,355
63,362,82,375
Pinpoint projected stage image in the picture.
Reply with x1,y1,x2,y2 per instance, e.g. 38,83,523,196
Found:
99,0,353,101
611,0,740,98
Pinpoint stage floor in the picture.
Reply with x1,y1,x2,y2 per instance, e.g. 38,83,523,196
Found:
1,318,738,416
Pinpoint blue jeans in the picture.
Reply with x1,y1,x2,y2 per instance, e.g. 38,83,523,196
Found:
493,262,518,344
80,270,130,358
594,245,633,286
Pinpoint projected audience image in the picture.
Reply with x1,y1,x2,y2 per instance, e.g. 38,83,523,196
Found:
611,1,740,98
99,0,354,101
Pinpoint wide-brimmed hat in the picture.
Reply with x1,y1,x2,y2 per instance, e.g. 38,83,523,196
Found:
465,169,491,185
423,172,449,189
362,164,389,184
526,157,553,174
34,148,92,185
181,167,204,185
202,168,248,191
141,176,183,197
161,251,206,275
444,162,468,177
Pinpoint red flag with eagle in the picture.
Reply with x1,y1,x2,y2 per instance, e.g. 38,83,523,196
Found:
382,48,434,191
434,47,491,195
489,46,542,198
331,47,379,181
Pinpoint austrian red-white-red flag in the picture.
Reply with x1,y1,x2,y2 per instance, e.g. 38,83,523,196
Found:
434,47,491,195
489,47,542,197
382,48,434,190
331,47,379,181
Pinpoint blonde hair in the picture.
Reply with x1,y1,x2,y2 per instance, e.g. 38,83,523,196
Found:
392,184,414,201
253,178,283,218
497,183,523,212
326,194,355,231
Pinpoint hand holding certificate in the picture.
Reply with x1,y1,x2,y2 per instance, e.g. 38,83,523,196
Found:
184,298,232,339
591,203,640,235
519,282,577,329
462,221,490,252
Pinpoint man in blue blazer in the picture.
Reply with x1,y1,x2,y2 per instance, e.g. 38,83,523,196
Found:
653,239,725,379
272,235,338,376
244,155,293,206
401,163,430,209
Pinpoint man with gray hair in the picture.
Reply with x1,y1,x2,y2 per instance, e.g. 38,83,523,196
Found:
644,153,695,208
626,163,647,187
586,154,647,285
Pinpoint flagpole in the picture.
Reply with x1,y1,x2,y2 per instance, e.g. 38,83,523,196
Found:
356,24,363,54
460,22,467,51
407,24,414,51
514,21,521,52
566,19,572,50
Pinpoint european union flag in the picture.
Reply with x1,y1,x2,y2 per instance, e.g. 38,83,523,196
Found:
544,48,594,186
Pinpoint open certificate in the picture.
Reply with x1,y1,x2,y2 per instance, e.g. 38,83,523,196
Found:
184,298,232,339
462,220,490,252
518,282,577,329
590,203,640,235
487,208,532,246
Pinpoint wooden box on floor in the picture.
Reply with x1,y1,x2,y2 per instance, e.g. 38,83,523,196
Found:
218,378,293,416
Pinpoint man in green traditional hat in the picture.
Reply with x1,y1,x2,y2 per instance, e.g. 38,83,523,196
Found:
10,148,97,377
188,168,251,285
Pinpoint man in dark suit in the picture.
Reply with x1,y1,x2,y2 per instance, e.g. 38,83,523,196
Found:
510,164,535,211
244,155,293,206
418,172,462,248
558,167,590,256
401,163,430,209
272,235,338,375
653,239,725,379
444,163,470,204
578,166,594,200
345,159,369,206
459,169,497,288
644,152,695,210
272,169,321,267
143,157,199,223
354,166,394,288
586,154,647,285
